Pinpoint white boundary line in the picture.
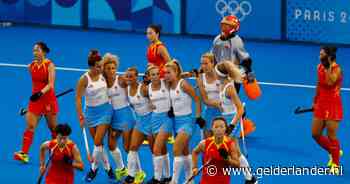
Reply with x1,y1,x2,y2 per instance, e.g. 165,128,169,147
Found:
1,62,349,92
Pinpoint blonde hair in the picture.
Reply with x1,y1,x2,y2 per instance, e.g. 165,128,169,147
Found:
165,59,183,78
201,52,215,64
146,65,159,75
102,53,119,69
216,61,242,82
126,67,138,76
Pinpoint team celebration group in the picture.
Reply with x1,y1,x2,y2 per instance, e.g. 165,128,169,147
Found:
12,15,344,184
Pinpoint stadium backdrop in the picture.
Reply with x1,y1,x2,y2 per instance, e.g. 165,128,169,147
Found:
0,0,350,44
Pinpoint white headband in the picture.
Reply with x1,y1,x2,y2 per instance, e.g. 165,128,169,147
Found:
215,65,227,77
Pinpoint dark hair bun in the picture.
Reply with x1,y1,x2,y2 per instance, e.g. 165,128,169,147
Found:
88,49,102,67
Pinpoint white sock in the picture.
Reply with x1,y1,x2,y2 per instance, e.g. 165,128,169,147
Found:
240,154,253,180
136,151,142,172
101,147,111,171
171,156,184,184
127,151,138,177
153,155,164,180
110,147,124,169
92,145,103,171
183,154,193,181
162,153,171,178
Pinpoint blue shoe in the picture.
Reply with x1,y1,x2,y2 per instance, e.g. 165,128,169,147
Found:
85,168,98,182
107,168,116,180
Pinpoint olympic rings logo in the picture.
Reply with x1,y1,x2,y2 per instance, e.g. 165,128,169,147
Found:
215,0,252,21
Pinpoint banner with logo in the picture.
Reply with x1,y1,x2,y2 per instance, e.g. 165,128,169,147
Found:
287,0,350,44
0,0,82,26
185,0,281,39
88,0,181,33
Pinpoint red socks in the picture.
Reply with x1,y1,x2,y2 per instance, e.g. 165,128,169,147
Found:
316,136,340,165
329,138,340,165
316,136,331,152
21,130,34,154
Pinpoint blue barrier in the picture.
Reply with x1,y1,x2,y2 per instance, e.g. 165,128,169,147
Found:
87,0,181,33
287,0,350,44
0,0,82,26
1,0,350,44
185,0,281,39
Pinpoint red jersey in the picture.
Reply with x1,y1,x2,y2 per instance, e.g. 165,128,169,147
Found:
30,59,54,94
28,59,58,115
314,63,343,120
200,136,234,184
46,139,75,184
147,41,167,77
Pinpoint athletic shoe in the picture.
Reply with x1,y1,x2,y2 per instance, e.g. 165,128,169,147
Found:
146,178,162,184
135,171,146,183
13,151,29,163
115,167,128,181
124,175,135,184
143,140,149,145
245,176,258,184
85,168,98,182
167,136,175,144
106,168,116,180
329,163,341,176
161,177,172,184
327,150,343,167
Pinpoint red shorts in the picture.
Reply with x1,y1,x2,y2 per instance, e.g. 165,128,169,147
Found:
46,178,73,184
200,175,230,184
314,98,343,121
200,167,230,184
28,94,59,116
46,164,74,184
46,173,73,184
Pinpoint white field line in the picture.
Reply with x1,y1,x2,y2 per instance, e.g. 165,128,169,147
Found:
1,62,349,91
